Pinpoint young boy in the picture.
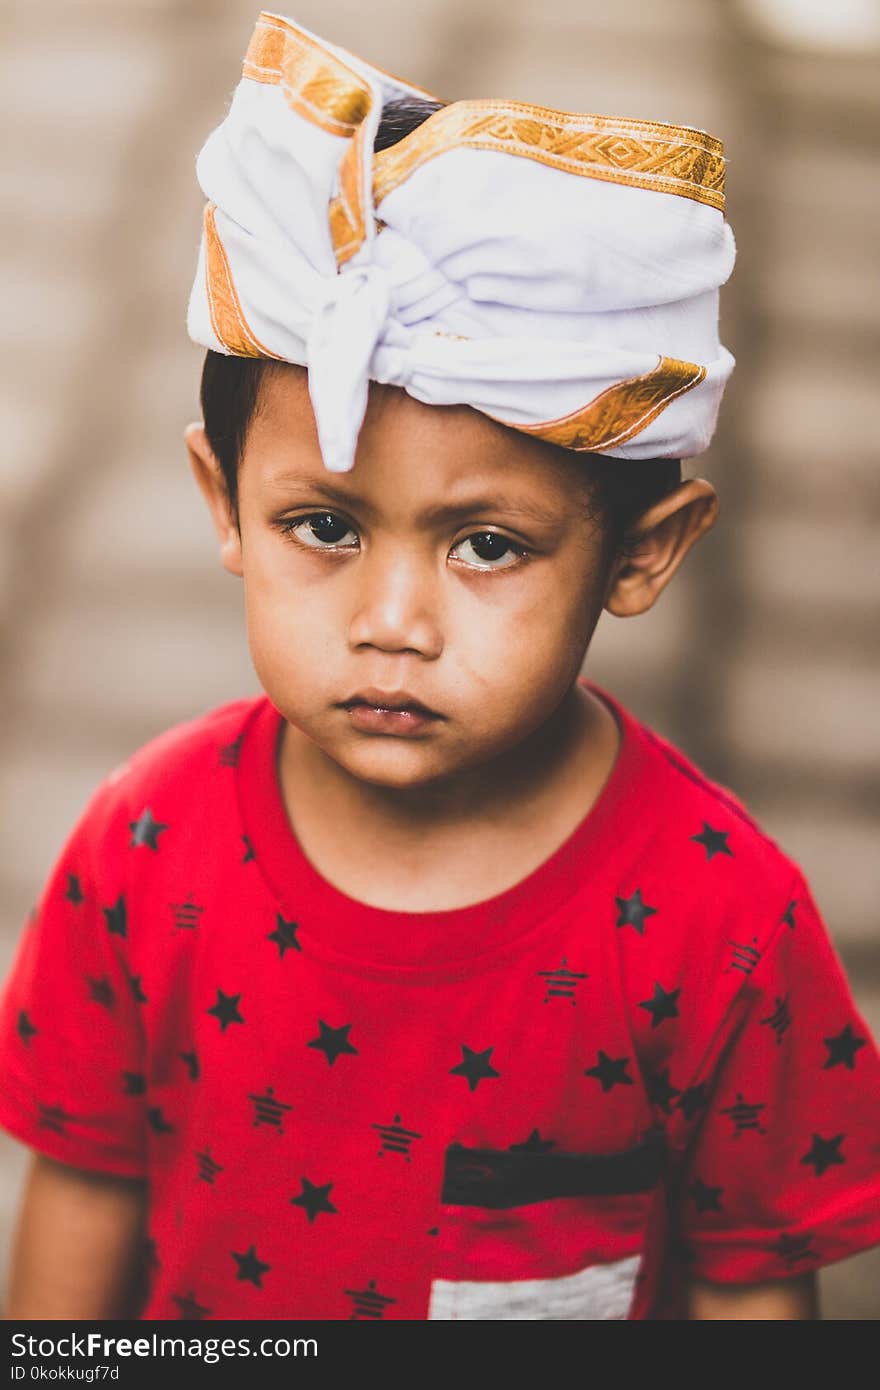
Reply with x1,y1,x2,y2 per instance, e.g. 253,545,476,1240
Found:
1,11,878,1322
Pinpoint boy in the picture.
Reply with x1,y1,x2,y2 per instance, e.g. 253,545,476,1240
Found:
1,11,878,1322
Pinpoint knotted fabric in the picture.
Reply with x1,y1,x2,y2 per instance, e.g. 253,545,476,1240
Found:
187,9,736,473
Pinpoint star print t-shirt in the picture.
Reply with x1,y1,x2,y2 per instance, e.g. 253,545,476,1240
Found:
1,681,879,1320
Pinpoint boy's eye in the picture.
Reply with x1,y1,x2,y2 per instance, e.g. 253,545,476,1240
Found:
451,532,524,570
281,512,358,549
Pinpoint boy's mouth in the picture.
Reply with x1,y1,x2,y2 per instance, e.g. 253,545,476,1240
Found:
338,689,444,734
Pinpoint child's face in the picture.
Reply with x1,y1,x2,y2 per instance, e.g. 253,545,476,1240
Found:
190,365,710,791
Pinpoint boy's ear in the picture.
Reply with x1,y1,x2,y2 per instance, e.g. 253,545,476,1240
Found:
604,478,719,617
184,422,243,578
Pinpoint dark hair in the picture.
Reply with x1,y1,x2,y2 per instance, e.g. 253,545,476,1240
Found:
200,97,681,554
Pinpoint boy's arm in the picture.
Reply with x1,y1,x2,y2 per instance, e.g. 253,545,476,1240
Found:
4,1154,148,1320
687,1272,819,1320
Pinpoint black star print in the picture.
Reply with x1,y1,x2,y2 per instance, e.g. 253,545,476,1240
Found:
800,1133,845,1177
307,1020,358,1066
207,989,244,1032
172,1290,211,1320
646,1067,681,1114
147,1107,175,1135
770,1232,816,1265
509,1130,556,1154
16,1011,37,1045
231,1245,270,1288
638,981,681,1029
782,900,797,929
242,836,255,863
122,1071,146,1095
38,1104,70,1135
126,972,148,1005
689,1177,724,1213
290,1177,338,1223
64,873,84,905
87,976,116,1009
102,895,127,938
267,914,301,958
180,1050,200,1081
823,1024,866,1071
584,1050,634,1092
450,1044,500,1092
615,889,658,936
129,807,169,851
691,822,733,861
678,1082,709,1120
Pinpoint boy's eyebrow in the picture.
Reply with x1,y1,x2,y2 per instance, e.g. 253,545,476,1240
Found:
264,475,563,526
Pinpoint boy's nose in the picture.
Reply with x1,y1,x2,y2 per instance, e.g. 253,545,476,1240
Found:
347,547,443,659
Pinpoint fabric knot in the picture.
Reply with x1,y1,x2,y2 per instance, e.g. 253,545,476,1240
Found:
306,262,392,473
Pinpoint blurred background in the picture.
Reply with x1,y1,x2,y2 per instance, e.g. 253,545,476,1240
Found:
0,0,877,1317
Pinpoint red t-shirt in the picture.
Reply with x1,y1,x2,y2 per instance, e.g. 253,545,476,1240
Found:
1,680,878,1320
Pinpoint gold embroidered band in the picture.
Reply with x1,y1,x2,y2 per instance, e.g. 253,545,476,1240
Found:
491,357,708,452
204,203,283,359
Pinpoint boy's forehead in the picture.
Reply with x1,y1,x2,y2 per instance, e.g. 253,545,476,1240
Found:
249,364,590,508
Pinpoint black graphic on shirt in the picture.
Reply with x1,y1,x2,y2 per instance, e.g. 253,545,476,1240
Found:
172,1290,212,1320
760,995,792,1044
645,1067,681,1114
308,1020,358,1065
122,1071,146,1095
770,1232,816,1265
678,1083,709,1121
37,1103,70,1135
207,990,244,1031
129,808,169,851
126,971,148,1005
509,1130,556,1154
782,900,797,929
726,937,761,975
823,1024,865,1071
372,1114,421,1160
449,1044,500,1092
102,895,127,938
267,914,301,958
231,1245,270,1288
218,734,244,768
86,976,116,1010
147,1107,175,1135
688,1177,724,1213
345,1280,395,1319
720,1092,767,1137
441,1127,667,1206
171,898,203,930
290,1177,338,1222
537,957,587,1004
180,1050,200,1081
638,981,681,1028
16,1011,37,1045
64,874,84,905
800,1133,845,1177
196,1150,223,1184
615,889,658,936
248,1086,293,1131
691,822,733,860
241,836,255,863
584,1050,634,1091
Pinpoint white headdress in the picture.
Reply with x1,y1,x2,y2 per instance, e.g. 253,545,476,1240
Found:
187,10,736,473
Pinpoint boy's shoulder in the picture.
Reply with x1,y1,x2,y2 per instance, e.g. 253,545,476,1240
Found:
601,684,807,908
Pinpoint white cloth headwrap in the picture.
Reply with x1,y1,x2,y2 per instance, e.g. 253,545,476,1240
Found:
187,9,736,473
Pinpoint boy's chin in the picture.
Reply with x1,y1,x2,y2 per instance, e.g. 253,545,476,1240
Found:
326,737,481,791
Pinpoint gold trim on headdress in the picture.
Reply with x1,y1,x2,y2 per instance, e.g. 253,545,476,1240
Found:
204,203,284,359
372,101,725,212
491,357,707,452
243,13,373,137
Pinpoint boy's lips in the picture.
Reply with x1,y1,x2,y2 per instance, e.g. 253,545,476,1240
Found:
338,688,444,735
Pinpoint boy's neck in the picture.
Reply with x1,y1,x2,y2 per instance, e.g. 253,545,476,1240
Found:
275,680,621,905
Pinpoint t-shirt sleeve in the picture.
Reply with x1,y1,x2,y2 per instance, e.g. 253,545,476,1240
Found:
0,777,148,1177
668,872,880,1286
